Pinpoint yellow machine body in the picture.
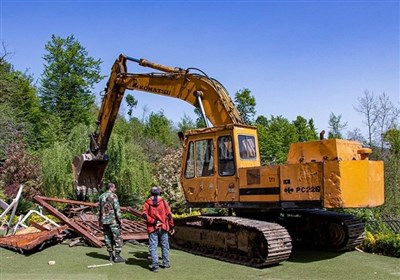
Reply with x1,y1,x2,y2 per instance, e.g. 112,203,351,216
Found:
181,126,384,209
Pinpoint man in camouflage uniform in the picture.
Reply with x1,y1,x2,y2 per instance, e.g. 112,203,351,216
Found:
98,182,125,263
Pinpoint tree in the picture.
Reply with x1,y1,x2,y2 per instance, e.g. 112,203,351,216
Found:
354,90,378,146
347,128,367,144
39,35,103,136
375,92,400,150
40,141,74,199
0,55,43,151
379,127,400,217
328,113,347,139
144,111,176,146
256,115,297,164
126,94,138,119
234,88,256,125
292,116,318,141
103,132,153,205
177,113,196,132
384,127,400,155
354,90,399,148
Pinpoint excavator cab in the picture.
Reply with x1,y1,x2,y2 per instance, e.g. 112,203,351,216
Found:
180,124,261,204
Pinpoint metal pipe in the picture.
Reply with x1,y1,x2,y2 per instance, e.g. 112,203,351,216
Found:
194,91,210,128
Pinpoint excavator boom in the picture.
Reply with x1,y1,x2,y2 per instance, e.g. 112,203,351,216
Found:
73,54,244,198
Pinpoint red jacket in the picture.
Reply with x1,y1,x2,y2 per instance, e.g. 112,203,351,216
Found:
142,196,174,233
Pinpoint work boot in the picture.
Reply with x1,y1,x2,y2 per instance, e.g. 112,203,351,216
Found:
113,252,126,263
108,252,114,262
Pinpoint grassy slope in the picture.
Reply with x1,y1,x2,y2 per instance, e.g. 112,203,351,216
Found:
0,242,399,280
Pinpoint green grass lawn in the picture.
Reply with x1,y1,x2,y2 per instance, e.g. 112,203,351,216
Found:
0,242,399,280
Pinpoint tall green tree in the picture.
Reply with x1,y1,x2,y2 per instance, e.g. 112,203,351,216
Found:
0,56,43,152
39,35,103,136
292,116,318,141
144,111,176,146
126,94,138,119
234,88,256,125
256,115,297,164
104,133,152,205
41,141,74,198
328,113,347,139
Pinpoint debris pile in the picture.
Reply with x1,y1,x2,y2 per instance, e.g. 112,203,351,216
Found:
0,187,147,254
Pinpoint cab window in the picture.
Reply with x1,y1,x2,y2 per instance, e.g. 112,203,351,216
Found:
184,141,195,178
218,136,235,176
196,139,214,177
238,135,257,160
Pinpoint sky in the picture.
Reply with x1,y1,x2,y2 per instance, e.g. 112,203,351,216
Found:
0,0,399,136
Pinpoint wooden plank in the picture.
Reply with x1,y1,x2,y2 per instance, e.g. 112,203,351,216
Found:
37,196,143,219
29,221,50,231
0,225,68,251
33,196,103,248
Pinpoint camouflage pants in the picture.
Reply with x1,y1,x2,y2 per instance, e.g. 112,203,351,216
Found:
102,224,123,253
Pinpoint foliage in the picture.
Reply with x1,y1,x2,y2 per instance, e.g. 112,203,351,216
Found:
354,90,399,147
39,34,103,137
104,133,153,206
0,103,29,159
292,116,318,141
125,94,138,119
66,123,93,156
0,136,41,199
256,115,298,164
384,127,400,155
25,213,61,224
0,58,43,155
234,88,256,125
152,147,186,213
380,132,400,217
144,111,177,147
40,142,74,198
328,112,347,139
363,231,400,258
172,210,201,218
194,107,206,128
177,113,197,132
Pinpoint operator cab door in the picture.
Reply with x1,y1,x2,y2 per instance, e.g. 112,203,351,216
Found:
181,131,238,204
182,137,218,203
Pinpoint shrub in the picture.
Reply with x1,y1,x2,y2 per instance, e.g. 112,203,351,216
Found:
362,230,400,257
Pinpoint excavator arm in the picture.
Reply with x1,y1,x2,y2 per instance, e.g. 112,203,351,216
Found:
73,54,243,198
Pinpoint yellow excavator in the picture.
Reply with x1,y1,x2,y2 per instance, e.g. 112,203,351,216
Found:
73,54,384,267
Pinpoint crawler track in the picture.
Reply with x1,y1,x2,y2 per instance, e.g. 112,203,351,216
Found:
281,209,365,251
171,216,292,267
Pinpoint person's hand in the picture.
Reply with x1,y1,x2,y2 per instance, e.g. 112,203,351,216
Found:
169,228,175,236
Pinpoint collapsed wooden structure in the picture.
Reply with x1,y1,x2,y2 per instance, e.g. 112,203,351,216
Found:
0,196,147,253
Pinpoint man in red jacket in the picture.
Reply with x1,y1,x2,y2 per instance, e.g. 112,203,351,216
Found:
142,186,175,272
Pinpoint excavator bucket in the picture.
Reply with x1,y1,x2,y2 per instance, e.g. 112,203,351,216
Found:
72,154,109,200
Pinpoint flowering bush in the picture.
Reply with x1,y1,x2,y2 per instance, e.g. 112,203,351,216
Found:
362,230,400,257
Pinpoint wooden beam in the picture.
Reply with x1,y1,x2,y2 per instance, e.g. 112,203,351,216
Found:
33,196,103,248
